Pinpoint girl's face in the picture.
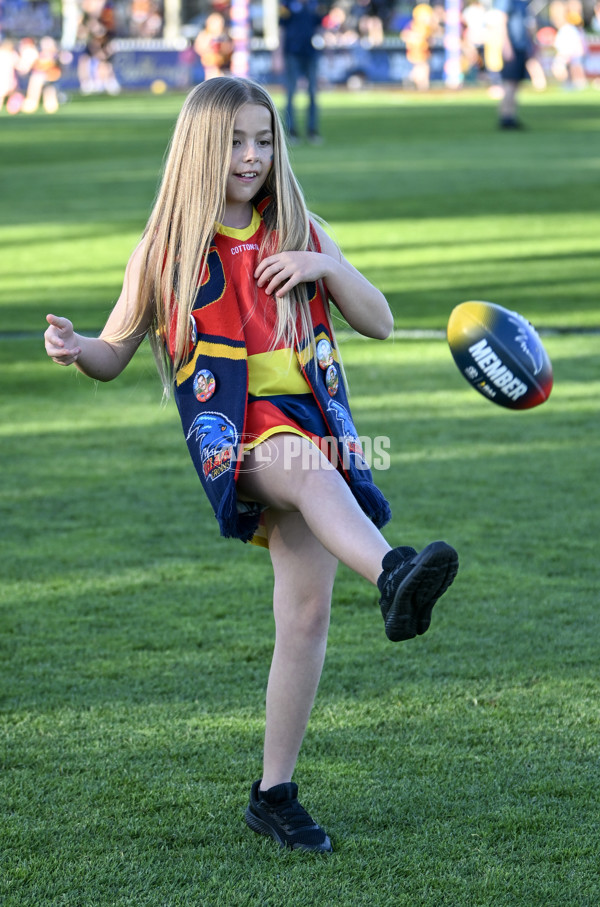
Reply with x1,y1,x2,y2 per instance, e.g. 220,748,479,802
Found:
225,104,274,218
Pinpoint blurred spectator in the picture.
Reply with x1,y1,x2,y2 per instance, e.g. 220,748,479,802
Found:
194,11,233,80
130,0,163,37
524,25,547,91
21,35,61,113
15,35,39,94
484,6,505,88
0,37,19,112
358,13,384,45
77,0,121,95
550,0,588,88
401,3,436,91
322,5,358,44
462,0,487,80
430,2,446,42
2,36,39,115
276,0,327,143
322,0,385,45
491,0,535,128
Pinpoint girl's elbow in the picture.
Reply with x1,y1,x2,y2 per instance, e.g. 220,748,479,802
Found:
374,310,394,340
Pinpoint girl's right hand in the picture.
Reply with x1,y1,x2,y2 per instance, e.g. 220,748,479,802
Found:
44,313,82,366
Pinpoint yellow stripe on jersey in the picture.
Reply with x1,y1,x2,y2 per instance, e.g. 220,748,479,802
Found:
247,348,311,396
175,339,247,386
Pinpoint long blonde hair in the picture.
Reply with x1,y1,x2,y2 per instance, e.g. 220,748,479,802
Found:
112,77,320,393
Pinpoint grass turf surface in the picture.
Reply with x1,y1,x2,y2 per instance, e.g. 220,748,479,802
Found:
1,87,599,905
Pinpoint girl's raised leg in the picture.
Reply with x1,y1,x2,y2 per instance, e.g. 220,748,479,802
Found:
238,434,458,643
238,434,391,584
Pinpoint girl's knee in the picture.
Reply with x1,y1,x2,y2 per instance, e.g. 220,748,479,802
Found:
276,592,331,640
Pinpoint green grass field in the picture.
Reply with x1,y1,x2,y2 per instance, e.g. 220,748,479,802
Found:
1,86,599,906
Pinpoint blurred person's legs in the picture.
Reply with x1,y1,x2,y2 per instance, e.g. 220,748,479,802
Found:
284,54,300,139
499,79,519,124
98,60,120,95
569,56,587,89
526,55,546,91
77,53,95,94
303,55,320,140
499,48,527,128
21,71,43,113
42,83,59,114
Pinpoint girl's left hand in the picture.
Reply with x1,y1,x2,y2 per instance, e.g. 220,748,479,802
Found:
255,251,330,298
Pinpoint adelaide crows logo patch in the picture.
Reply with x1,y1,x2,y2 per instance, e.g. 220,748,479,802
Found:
327,400,366,463
186,411,238,481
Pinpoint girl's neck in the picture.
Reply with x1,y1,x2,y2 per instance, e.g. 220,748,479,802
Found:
220,202,254,230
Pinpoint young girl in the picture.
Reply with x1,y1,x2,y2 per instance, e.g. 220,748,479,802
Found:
44,76,458,853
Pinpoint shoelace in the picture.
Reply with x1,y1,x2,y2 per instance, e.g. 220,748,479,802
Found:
270,797,315,830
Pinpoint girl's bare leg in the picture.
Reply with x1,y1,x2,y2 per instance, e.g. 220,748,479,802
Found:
237,435,391,585
260,509,337,789
239,433,458,645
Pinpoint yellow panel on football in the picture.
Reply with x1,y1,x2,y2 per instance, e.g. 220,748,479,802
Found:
447,301,493,348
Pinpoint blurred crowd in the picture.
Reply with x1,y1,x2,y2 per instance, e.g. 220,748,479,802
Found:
183,0,600,91
0,0,123,112
1,0,599,114
1,34,62,112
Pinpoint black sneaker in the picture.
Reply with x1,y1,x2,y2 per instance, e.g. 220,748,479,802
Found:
377,541,459,641
245,780,332,853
